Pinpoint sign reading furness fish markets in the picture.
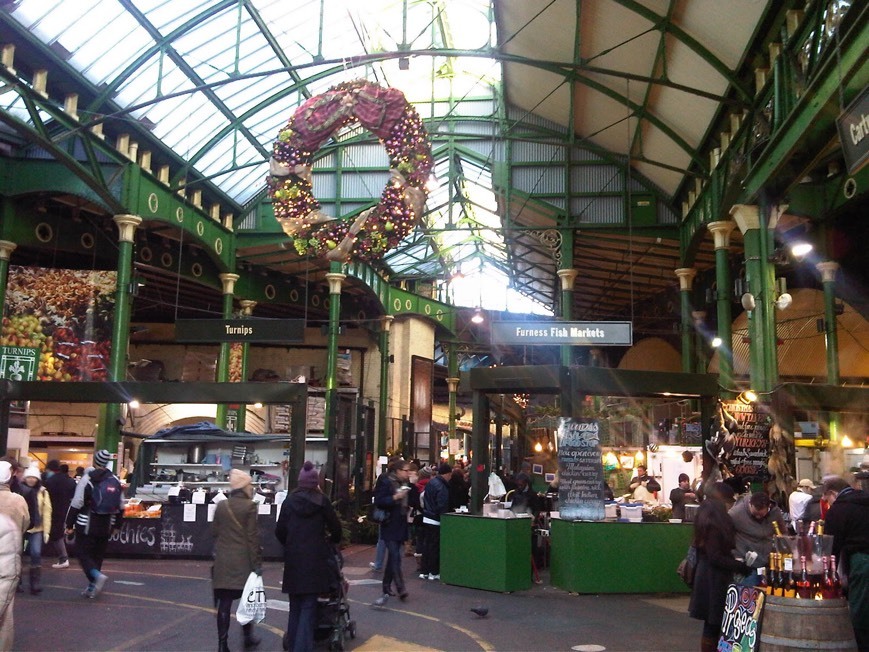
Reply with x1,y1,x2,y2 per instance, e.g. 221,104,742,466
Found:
490,321,632,346
836,85,869,174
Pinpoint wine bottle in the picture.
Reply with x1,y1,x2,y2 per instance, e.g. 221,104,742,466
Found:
782,554,797,598
821,556,837,599
830,554,842,598
772,520,782,536
797,555,812,599
762,553,774,595
772,552,784,597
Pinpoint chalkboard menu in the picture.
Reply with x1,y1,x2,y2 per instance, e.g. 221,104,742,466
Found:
557,417,605,521
718,583,764,652
721,402,771,481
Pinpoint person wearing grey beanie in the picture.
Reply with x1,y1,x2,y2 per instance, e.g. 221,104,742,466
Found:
275,462,342,651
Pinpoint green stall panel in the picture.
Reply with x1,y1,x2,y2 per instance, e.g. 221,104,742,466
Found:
440,513,532,592
550,519,693,594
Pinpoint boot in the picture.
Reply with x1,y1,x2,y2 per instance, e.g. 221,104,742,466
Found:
29,566,42,595
217,603,231,652
242,623,261,650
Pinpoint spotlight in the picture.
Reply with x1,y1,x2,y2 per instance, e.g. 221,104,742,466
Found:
471,307,484,324
741,293,756,311
128,400,140,409
790,242,813,260
775,292,793,310
737,390,758,405
711,336,723,348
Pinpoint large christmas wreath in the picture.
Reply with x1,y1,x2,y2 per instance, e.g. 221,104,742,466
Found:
267,80,434,262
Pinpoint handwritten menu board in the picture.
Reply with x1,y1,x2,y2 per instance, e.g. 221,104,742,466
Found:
557,417,605,521
717,584,764,652
722,401,771,481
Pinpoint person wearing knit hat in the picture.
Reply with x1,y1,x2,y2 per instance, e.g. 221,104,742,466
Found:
212,468,261,651
19,463,52,595
419,462,453,581
276,462,342,651
65,451,123,600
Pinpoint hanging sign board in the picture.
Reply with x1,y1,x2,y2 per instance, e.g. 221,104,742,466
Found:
716,402,771,482
490,321,632,346
175,319,305,343
557,417,605,521
836,85,869,175
717,584,765,652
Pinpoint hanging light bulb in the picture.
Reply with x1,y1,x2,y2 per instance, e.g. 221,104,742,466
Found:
471,307,484,324
533,440,543,453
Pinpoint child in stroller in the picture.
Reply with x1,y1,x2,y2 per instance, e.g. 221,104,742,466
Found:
284,546,356,651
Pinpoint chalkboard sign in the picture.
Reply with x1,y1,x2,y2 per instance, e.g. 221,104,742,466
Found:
718,583,765,652
557,417,605,521
721,402,771,482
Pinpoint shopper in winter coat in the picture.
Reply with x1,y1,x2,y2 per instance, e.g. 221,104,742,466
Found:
823,476,869,651
689,495,752,652
17,465,51,595
43,460,75,569
371,459,412,608
275,462,342,652
0,461,29,652
420,463,452,580
211,469,262,652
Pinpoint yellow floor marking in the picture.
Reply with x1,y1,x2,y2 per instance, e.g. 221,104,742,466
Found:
353,634,441,651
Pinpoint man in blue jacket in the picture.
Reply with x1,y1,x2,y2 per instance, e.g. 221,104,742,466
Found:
419,463,452,581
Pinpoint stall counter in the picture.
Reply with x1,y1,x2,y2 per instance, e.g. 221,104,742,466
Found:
550,519,692,594
440,512,531,592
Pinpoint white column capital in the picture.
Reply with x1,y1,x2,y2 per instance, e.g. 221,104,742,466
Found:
380,315,395,332
816,261,840,283
674,267,697,291
218,272,240,295
446,377,460,393
556,268,579,291
707,221,735,250
239,299,257,316
112,214,142,242
0,240,16,260
325,272,346,294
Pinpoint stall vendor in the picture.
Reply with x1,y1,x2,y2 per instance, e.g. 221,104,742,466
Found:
670,473,698,520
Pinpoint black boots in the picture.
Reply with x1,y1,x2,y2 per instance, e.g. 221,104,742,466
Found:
242,623,261,650
217,602,231,652
29,567,42,595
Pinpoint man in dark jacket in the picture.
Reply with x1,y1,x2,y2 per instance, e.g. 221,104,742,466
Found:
372,459,412,607
823,476,869,651
65,450,122,599
420,463,452,581
275,461,342,652
43,460,75,568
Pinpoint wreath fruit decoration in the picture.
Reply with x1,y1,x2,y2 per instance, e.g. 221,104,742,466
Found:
268,80,434,262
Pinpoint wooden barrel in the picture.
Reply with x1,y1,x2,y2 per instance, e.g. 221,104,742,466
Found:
760,595,857,651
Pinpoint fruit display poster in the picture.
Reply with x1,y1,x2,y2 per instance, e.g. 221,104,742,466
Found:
1,266,117,381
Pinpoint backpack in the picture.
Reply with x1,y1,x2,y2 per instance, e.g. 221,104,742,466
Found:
90,473,123,514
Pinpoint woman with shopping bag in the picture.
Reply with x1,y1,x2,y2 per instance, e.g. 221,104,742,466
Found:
212,469,262,652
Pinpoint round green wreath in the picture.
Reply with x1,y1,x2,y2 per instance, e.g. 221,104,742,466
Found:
267,80,434,262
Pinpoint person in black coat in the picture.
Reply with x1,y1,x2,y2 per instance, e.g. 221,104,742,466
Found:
42,461,76,568
371,459,412,607
688,493,752,652
275,462,342,652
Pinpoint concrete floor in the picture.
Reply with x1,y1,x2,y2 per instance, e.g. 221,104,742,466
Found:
11,544,699,651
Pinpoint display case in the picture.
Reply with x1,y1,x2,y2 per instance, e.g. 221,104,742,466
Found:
130,422,291,502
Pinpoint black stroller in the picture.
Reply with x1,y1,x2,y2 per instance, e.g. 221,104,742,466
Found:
283,546,356,651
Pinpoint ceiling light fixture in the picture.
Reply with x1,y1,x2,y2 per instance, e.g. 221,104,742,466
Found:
471,307,484,324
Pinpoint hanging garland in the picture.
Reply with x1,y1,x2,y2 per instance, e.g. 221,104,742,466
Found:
267,79,434,262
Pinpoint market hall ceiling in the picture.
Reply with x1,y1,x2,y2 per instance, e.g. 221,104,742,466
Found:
0,1,864,335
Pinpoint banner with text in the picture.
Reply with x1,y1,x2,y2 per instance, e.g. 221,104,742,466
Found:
491,321,632,346
557,417,605,521
175,318,305,343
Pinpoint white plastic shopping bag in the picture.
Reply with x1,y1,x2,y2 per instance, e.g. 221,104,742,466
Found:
236,572,267,624
488,472,507,499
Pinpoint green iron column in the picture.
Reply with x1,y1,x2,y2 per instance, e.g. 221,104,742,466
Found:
0,241,16,315
377,315,394,457
557,268,578,366
446,375,459,463
816,262,840,384
235,299,257,432
215,273,239,429
675,268,697,373
324,265,346,486
97,214,141,456
707,221,736,393
692,310,708,374
731,204,781,393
